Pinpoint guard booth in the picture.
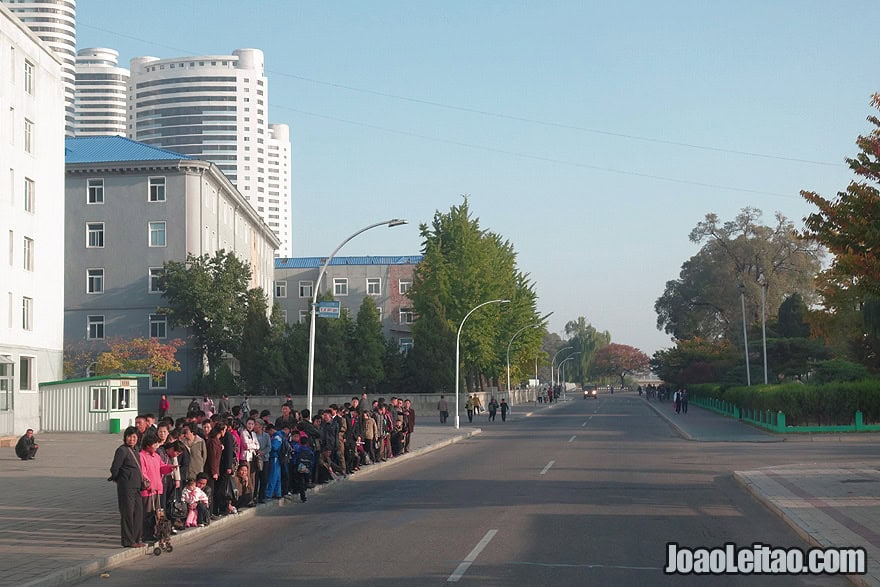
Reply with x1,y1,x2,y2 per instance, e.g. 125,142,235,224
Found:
39,374,146,433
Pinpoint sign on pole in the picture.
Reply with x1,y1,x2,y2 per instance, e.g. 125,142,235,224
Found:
316,300,341,319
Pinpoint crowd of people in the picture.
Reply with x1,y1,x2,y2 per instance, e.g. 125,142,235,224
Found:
108,394,417,549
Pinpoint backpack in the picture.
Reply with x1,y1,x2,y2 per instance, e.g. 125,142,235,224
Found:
278,436,292,464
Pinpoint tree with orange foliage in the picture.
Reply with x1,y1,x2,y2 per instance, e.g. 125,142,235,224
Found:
96,337,184,382
591,343,649,388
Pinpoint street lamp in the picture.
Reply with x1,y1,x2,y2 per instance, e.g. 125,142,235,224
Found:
559,352,581,397
737,280,751,386
758,272,768,385
551,345,573,389
506,311,553,393
455,299,510,429
307,218,407,415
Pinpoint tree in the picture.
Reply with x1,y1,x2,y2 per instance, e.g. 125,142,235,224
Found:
564,317,610,384
591,343,649,387
159,250,252,381
237,288,278,394
656,208,822,342
651,338,738,387
408,198,540,392
351,297,385,392
801,93,880,369
95,337,184,381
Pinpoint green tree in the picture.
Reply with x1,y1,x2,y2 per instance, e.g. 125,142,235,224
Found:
564,317,610,384
656,208,822,342
651,338,738,387
237,288,278,394
159,250,252,381
351,297,385,392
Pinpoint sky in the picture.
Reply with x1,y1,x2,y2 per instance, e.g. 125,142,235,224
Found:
76,1,880,356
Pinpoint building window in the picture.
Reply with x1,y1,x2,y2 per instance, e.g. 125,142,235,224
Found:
150,373,167,390
24,178,34,212
399,308,414,324
87,178,104,204
149,221,166,247
111,387,131,410
23,237,33,271
87,268,104,294
0,361,11,411
148,177,166,202
280,310,288,323
149,268,164,293
89,386,108,412
86,222,104,248
24,60,34,94
274,280,287,298
149,313,167,339
298,310,309,323
299,280,313,298
23,118,35,153
399,280,412,295
399,338,414,353
367,278,381,296
88,315,104,339
22,297,32,330
333,278,348,296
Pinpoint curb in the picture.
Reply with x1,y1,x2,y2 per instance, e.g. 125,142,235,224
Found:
732,472,872,587
643,399,695,441
20,428,482,587
643,400,783,443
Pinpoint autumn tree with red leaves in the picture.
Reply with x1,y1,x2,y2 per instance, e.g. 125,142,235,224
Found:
591,343,649,388
96,337,184,383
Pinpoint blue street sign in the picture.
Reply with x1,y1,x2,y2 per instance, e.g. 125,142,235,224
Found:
316,300,341,319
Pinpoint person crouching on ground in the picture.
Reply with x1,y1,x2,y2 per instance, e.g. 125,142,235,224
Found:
15,428,38,460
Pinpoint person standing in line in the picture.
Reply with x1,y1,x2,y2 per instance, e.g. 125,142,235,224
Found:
109,426,145,548
402,399,416,453
437,395,449,424
500,399,510,422
265,423,283,499
253,419,271,503
15,429,38,460
158,394,170,420
465,395,475,423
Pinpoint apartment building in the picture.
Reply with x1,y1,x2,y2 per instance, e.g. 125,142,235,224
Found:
0,2,65,434
74,47,128,136
64,136,280,394
126,48,292,257
273,256,422,351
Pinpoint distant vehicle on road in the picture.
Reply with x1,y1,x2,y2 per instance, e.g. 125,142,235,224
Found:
583,385,598,399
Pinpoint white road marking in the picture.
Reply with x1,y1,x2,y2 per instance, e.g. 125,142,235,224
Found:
568,435,576,443
540,460,555,475
581,421,587,427
447,529,498,582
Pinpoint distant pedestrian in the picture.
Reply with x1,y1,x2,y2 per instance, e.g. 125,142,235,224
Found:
681,389,689,414
15,428,38,460
437,395,449,424
157,394,169,419
473,395,483,415
500,399,510,422
674,389,682,414
217,394,231,416
465,396,475,423
487,397,498,422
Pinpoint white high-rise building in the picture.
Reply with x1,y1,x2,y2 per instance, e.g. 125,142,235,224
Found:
74,47,128,136
0,3,66,434
2,0,76,136
127,48,292,256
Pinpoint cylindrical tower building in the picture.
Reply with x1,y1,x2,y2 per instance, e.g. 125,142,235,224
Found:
74,47,129,136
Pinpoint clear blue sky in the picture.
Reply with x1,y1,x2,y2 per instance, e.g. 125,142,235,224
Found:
77,1,880,356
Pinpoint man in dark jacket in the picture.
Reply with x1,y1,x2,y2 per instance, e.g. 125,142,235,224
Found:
15,429,38,460
402,400,416,453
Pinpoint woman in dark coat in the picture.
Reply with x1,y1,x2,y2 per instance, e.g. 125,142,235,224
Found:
109,426,145,548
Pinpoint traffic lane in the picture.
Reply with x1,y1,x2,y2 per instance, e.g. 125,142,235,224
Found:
77,397,851,586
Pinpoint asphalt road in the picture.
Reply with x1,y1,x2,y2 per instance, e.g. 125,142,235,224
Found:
80,394,859,586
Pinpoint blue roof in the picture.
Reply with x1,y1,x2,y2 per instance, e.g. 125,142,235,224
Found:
65,136,193,164
275,255,423,269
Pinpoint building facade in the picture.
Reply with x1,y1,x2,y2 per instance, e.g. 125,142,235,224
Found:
0,3,65,434
126,48,292,257
273,256,422,350
64,136,280,394
2,0,76,136
74,47,128,136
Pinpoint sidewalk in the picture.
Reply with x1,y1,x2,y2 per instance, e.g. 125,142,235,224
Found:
645,397,880,586
0,420,481,587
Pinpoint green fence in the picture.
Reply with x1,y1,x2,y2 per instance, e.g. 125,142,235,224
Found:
692,395,880,433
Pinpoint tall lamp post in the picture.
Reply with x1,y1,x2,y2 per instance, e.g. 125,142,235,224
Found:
758,272,768,385
737,280,751,386
551,345,573,389
559,352,581,397
456,299,510,429
307,219,407,415
506,311,553,393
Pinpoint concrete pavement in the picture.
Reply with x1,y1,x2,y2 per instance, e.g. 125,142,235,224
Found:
644,394,880,586
0,413,499,587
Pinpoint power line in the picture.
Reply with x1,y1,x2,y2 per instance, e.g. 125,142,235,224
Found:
78,21,840,169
